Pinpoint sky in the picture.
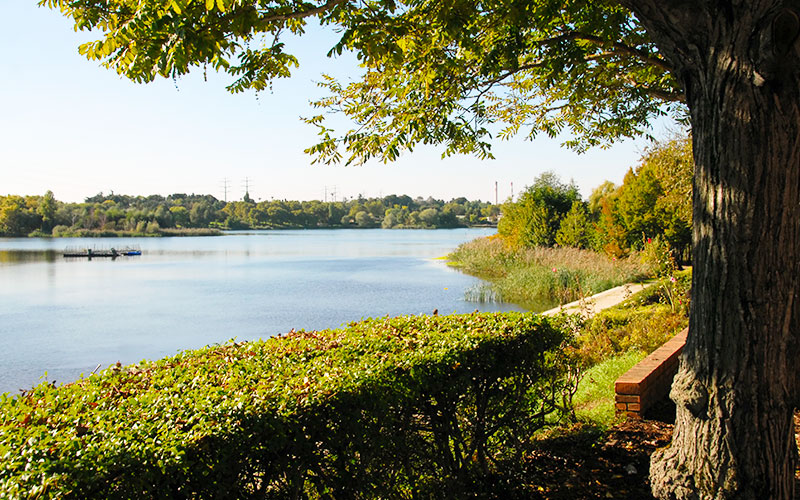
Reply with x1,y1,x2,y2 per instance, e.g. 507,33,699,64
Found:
1,1,672,204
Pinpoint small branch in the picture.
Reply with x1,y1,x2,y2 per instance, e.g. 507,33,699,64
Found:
621,76,685,102
535,30,674,73
574,32,673,73
638,86,685,102
258,0,350,23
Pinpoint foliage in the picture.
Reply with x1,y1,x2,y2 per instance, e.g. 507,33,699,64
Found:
0,313,577,498
498,172,582,248
574,271,691,366
561,270,691,426
555,201,592,249
447,236,652,310
41,0,683,166
0,192,496,237
640,235,675,277
592,136,693,259
496,137,692,261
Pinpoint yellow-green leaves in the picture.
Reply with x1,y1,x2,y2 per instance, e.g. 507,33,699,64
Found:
44,0,683,165
0,313,573,497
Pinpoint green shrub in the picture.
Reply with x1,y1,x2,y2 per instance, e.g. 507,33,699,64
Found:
0,313,576,499
575,272,691,365
26,229,51,238
51,225,70,237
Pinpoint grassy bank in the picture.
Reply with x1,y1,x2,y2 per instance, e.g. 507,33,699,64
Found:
447,236,654,311
569,270,691,426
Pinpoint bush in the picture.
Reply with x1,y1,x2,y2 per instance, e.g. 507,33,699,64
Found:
0,313,576,499
574,272,691,366
51,225,70,237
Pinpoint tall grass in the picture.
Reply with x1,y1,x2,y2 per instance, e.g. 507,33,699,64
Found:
448,237,653,311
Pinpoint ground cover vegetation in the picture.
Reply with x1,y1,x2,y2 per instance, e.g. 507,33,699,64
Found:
0,192,498,237
41,0,800,495
0,313,579,498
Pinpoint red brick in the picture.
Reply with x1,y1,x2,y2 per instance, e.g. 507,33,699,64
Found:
615,381,641,394
615,394,640,404
613,328,687,420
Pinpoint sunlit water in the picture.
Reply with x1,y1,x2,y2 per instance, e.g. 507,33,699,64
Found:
0,228,524,395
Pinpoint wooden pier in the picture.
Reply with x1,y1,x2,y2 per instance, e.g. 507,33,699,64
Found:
63,246,142,258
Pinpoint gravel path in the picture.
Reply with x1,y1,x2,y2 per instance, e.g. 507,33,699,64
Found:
541,281,655,318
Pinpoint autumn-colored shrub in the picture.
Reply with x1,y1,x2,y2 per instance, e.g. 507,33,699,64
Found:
574,271,691,366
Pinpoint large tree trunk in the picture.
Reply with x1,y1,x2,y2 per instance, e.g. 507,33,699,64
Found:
620,2,800,498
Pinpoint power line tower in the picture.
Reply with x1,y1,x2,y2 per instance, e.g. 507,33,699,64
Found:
242,177,254,201
323,185,338,203
221,178,229,203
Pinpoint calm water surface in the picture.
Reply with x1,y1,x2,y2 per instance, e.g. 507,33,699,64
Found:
0,229,523,394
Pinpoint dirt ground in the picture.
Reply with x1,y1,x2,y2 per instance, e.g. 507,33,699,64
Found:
515,419,674,499
497,412,800,499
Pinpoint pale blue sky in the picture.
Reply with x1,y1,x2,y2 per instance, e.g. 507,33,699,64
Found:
1,1,670,203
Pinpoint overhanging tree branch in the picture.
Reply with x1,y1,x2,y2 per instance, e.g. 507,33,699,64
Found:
257,0,350,24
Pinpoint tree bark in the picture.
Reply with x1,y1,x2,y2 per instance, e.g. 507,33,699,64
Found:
620,2,800,498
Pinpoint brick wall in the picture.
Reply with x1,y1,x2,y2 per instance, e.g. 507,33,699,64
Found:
614,328,688,419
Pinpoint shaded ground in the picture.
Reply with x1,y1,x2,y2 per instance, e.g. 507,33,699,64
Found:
483,411,800,499
513,419,674,499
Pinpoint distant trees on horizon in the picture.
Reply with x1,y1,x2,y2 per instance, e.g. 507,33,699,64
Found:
0,191,500,237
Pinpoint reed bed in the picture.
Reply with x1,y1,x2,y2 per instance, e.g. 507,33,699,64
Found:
448,237,653,310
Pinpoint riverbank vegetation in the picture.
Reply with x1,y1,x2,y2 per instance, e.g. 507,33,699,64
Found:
0,277,691,498
449,136,692,310
500,135,692,261
571,270,691,424
0,313,576,498
0,192,498,237
449,237,653,310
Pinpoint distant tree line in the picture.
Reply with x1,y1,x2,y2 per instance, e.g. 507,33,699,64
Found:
0,191,500,237
498,135,693,261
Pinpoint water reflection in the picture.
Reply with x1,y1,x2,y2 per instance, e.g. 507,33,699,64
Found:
0,249,59,264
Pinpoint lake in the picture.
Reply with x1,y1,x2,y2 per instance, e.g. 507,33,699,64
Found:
0,228,523,395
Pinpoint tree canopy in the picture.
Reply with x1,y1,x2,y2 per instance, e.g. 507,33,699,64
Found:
43,0,683,164
495,136,692,259
498,171,581,248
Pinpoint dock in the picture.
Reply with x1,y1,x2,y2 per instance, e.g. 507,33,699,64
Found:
63,246,142,258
